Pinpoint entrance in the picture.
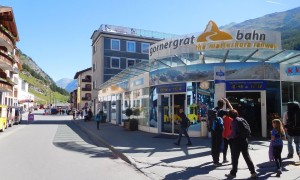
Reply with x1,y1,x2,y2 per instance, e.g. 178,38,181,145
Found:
226,92,263,137
161,94,186,134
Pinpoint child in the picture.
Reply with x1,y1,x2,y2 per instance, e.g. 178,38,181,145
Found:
271,119,286,177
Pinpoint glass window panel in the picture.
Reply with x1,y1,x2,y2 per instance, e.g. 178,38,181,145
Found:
127,41,136,52
269,50,300,63
111,57,120,68
111,39,120,51
141,43,150,54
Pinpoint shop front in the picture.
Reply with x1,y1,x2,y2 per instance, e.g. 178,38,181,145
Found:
98,20,300,138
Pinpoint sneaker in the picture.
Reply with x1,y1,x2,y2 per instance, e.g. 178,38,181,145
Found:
276,171,281,177
225,173,236,178
213,162,222,167
186,142,192,146
250,173,257,179
173,142,179,146
287,154,293,158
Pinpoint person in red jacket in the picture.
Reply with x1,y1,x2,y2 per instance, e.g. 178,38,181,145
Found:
222,111,233,163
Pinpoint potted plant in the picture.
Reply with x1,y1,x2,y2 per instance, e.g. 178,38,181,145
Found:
123,108,132,130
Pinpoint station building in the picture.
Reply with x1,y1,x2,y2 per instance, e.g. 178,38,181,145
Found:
97,21,300,138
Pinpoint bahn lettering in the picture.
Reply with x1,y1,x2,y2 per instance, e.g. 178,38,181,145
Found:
236,30,266,41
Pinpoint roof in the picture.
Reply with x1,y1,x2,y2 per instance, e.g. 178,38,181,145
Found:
74,67,92,79
0,6,19,41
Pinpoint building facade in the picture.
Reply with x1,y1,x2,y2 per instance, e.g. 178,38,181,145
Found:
91,24,177,114
97,21,300,138
0,6,22,108
74,67,92,111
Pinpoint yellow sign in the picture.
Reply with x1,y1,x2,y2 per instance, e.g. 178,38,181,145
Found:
197,20,232,42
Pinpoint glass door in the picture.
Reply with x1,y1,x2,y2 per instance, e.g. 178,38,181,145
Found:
161,93,186,134
161,95,172,133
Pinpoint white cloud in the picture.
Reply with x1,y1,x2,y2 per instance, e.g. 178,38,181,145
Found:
266,0,282,5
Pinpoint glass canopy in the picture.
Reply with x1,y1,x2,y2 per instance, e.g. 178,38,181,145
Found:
98,49,300,90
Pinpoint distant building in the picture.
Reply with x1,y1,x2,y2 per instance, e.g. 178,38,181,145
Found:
0,6,22,107
90,24,176,114
17,78,34,110
74,67,92,111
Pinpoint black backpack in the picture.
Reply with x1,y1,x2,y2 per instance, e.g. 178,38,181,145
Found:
236,117,251,138
287,102,300,136
182,115,191,128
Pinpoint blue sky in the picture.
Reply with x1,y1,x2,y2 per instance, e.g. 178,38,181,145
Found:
2,0,300,81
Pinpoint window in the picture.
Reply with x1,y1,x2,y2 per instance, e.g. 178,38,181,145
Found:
127,41,136,52
141,43,150,54
111,57,120,69
111,39,120,51
127,59,135,68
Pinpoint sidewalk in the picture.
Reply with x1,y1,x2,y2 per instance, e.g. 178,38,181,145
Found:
72,119,300,180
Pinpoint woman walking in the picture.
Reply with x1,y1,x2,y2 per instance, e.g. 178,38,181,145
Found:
271,119,286,177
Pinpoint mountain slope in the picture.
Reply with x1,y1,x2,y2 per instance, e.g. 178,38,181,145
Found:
221,6,300,50
56,78,73,89
19,51,70,104
65,79,78,93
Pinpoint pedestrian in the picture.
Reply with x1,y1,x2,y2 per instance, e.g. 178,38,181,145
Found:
210,109,224,166
95,111,103,130
88,108,93,121
222,110,233,163
225,109,257,179
271,119,286,177
283,102,300,160
208,98,233,166
174,108,192,146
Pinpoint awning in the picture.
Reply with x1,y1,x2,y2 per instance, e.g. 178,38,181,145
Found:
97,48,300,90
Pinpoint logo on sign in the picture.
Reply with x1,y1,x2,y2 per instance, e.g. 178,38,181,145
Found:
286,66,300,76
216,69,225,77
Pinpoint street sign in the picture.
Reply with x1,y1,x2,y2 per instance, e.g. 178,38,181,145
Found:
28,114,34,122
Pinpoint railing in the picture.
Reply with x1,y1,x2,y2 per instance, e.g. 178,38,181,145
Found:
0,81,13,92
82,87,91,91
0,30,14,47
82,97,91,101
0,51,13,68
82,79,91,82
0,24,17,44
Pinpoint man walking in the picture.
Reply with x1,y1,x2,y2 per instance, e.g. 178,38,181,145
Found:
283,102,300,160
225,109,257,179
174,108,192,146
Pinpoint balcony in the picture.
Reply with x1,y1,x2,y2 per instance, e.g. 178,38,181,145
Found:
0,78,13,92
82,87,91,91
0,50,13,70
82,78,91,82
81,97,91,101
11,66,19,74
0,25,15,50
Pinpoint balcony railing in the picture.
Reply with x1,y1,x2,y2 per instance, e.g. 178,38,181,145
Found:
0,81,13,92
0,24,16,44
82,78,91,82
82,97,91,101
0,50,14,68
82,87,91,91
0,30,14,47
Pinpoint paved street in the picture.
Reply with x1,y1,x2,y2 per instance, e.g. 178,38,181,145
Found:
73,119,300,180
0,110,149,180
